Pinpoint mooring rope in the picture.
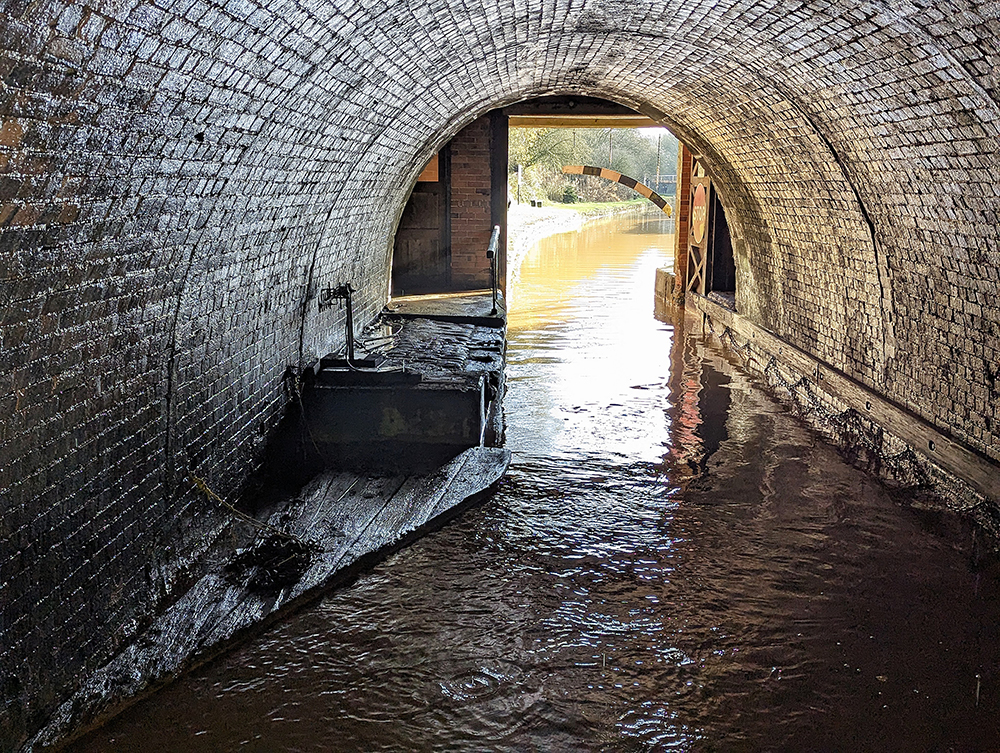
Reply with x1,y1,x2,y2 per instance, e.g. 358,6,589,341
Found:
285,366,330,464
188,473,307,544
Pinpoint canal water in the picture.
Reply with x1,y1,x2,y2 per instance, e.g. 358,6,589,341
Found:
73,210,1000,751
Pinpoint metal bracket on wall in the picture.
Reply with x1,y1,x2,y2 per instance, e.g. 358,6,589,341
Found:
320,283,354,309
319,283,356,364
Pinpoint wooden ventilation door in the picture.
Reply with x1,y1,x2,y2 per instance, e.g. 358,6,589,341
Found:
392,148,452,295
686,156,711,296
685,156,735,301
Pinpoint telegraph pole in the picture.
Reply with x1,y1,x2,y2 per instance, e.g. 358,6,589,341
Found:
655,131,662,190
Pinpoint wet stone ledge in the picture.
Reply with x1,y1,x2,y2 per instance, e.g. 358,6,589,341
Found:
28,448,509,751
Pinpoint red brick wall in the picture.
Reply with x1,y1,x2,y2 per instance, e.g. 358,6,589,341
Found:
449,116,494,289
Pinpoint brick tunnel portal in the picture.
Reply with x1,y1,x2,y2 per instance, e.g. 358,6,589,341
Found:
2,1,999,749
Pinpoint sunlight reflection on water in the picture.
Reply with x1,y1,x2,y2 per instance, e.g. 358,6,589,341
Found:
72,209,1000,753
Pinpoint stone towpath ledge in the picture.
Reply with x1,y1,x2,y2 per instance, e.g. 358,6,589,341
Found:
26,290,512,750
29,447,509,750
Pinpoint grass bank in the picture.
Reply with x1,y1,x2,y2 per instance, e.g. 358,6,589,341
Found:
552,199,646,215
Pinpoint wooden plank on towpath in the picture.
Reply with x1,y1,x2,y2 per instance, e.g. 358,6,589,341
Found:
690,294,1000,503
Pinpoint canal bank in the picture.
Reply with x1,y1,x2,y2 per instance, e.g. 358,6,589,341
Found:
506,199,649,286
655,281,1000,535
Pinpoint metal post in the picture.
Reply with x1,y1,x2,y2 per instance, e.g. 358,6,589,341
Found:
321,283,356,364
344,286,354,362
486,225,500,316
656,131,662,190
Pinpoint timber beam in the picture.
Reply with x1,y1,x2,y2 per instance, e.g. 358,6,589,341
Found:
688,294,1000,504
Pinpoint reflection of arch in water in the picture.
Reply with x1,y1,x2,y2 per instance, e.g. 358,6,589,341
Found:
562,165,672,217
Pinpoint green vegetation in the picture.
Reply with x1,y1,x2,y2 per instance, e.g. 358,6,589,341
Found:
530,198,646,215
509,127,679,206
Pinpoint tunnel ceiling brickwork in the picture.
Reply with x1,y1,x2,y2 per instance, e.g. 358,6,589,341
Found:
2,0,999,747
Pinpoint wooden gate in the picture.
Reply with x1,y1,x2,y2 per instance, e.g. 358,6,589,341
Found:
684,155,735,301
686,156,711,296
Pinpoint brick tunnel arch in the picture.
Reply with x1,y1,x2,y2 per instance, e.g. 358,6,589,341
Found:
382,74,896,373
2,1,999,748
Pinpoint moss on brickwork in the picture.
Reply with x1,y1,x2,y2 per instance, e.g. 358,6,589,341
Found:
1,0,999,748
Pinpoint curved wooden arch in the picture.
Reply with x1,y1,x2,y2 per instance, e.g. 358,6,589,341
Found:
562,165,672,216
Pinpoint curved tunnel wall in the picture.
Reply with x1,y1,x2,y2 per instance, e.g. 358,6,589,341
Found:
1,0,999,745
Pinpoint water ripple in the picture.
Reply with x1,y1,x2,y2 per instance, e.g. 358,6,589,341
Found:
71,210,1000,753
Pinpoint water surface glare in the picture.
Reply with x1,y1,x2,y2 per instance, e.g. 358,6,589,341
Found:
74,211,1000,752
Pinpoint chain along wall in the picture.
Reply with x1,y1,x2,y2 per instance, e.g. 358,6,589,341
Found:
1,0,999,748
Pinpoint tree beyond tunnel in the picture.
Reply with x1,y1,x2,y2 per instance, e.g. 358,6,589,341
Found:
1,1,998,748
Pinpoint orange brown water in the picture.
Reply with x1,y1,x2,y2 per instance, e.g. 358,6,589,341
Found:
72,210,1000,752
